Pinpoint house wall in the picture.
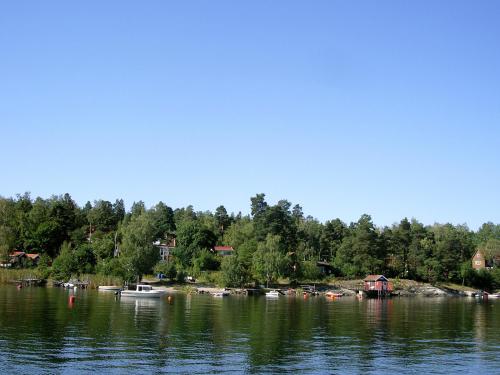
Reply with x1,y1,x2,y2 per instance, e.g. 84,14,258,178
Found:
472,251,486,270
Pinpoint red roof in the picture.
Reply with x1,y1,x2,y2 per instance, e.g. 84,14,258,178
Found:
214,246,234,251
26,254,40,260
364,275,388,282
10,251,25,257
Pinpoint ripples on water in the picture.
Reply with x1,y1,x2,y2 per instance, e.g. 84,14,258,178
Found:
0,286,499,374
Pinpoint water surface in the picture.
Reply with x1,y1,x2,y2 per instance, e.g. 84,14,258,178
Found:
0,286,498,374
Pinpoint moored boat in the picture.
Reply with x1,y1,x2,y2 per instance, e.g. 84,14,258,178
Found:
120,284,165,298
325,291,343,298
212,291,230,297
265,290,282,298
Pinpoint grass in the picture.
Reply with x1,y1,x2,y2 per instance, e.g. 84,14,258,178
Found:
437,282,476,292
77,274,124,289
0,268,43,284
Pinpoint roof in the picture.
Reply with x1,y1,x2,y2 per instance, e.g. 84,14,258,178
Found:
316,261,333,267
10,251,25,257
26,254,40,260
364,275,388,282
214,246,234,251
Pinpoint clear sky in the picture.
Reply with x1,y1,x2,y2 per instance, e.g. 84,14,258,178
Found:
1,1,499,229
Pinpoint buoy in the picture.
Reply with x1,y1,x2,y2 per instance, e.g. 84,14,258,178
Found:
17,284,22,290
69,296,76,303
167,295,173,304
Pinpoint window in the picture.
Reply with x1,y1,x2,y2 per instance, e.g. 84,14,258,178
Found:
475,261,481,266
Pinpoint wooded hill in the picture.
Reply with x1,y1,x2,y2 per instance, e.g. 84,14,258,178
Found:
0,192,499,289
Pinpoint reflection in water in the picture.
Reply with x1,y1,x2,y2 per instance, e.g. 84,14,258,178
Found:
0,287,499,374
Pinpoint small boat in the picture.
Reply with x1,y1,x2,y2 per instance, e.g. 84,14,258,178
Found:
326,291,343,298
212,291,230,297
265,290,282,298
487,293,500,299
120,284,165,298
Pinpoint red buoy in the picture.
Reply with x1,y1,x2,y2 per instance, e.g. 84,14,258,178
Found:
69,296,76,303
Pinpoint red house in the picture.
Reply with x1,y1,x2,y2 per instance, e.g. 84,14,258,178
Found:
213,246,234,256
364,275,393,297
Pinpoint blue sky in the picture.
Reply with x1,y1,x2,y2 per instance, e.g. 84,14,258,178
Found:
1,1,499,229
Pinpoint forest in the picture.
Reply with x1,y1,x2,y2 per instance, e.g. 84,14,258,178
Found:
0,192,499,289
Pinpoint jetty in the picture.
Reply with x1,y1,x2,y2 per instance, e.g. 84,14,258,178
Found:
12,278,46,287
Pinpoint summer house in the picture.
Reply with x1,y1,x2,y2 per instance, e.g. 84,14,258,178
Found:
363,275,393,297
213,246,234,256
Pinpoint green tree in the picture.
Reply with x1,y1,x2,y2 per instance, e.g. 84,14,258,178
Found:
320,219,347,263
88,200,116,232
334,215,384,277
174,220,216,268
150,201,175,241
51,242,78,280
221,255,251,287
252,234,287,286
119,212,159,281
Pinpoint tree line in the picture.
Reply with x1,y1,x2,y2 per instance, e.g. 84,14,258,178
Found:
0,192,499,289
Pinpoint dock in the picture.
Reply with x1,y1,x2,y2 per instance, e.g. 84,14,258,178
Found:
12,278,47,287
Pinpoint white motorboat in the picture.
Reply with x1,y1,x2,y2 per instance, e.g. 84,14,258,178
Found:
120,284,165,298
265,290,282,298
212,291,230,297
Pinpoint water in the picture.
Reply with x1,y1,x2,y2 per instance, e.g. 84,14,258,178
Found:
0,286,498,374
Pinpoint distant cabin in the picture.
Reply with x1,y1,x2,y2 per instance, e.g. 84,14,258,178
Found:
363,275,393,296
472,248,499,270
26,254,40,265
316,261,334,275
2,251,40,268
213,246,234,256
158,237,176,262
472,249,487,270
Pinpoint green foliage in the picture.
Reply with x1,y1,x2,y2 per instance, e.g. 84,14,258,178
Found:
149,202,175,241
119,212,160,280
91,232,116,260
252,234,288,285
300,260,322,281
51,242,77,280
176,266,187,283
192,249,221,276
174,220,216,268
95,257,126,278
154,261,177,280
0,192,499,286
221,255,250,287
334,215,384,277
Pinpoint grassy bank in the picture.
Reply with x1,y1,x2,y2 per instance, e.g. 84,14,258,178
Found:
77,274,124,289
0,269,123,289
0,268,43,284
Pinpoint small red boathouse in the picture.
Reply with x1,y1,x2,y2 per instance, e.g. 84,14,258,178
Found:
363,275,393,297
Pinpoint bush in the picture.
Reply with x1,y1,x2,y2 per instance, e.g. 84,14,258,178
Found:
96,257,126,278
221,256,250,287
176,265,187,283
154,261,177,281
301,260,322,281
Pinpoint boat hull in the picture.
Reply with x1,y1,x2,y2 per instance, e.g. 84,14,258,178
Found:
120,290,165,298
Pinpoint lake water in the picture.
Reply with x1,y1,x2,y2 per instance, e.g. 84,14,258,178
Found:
0,286,498,374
